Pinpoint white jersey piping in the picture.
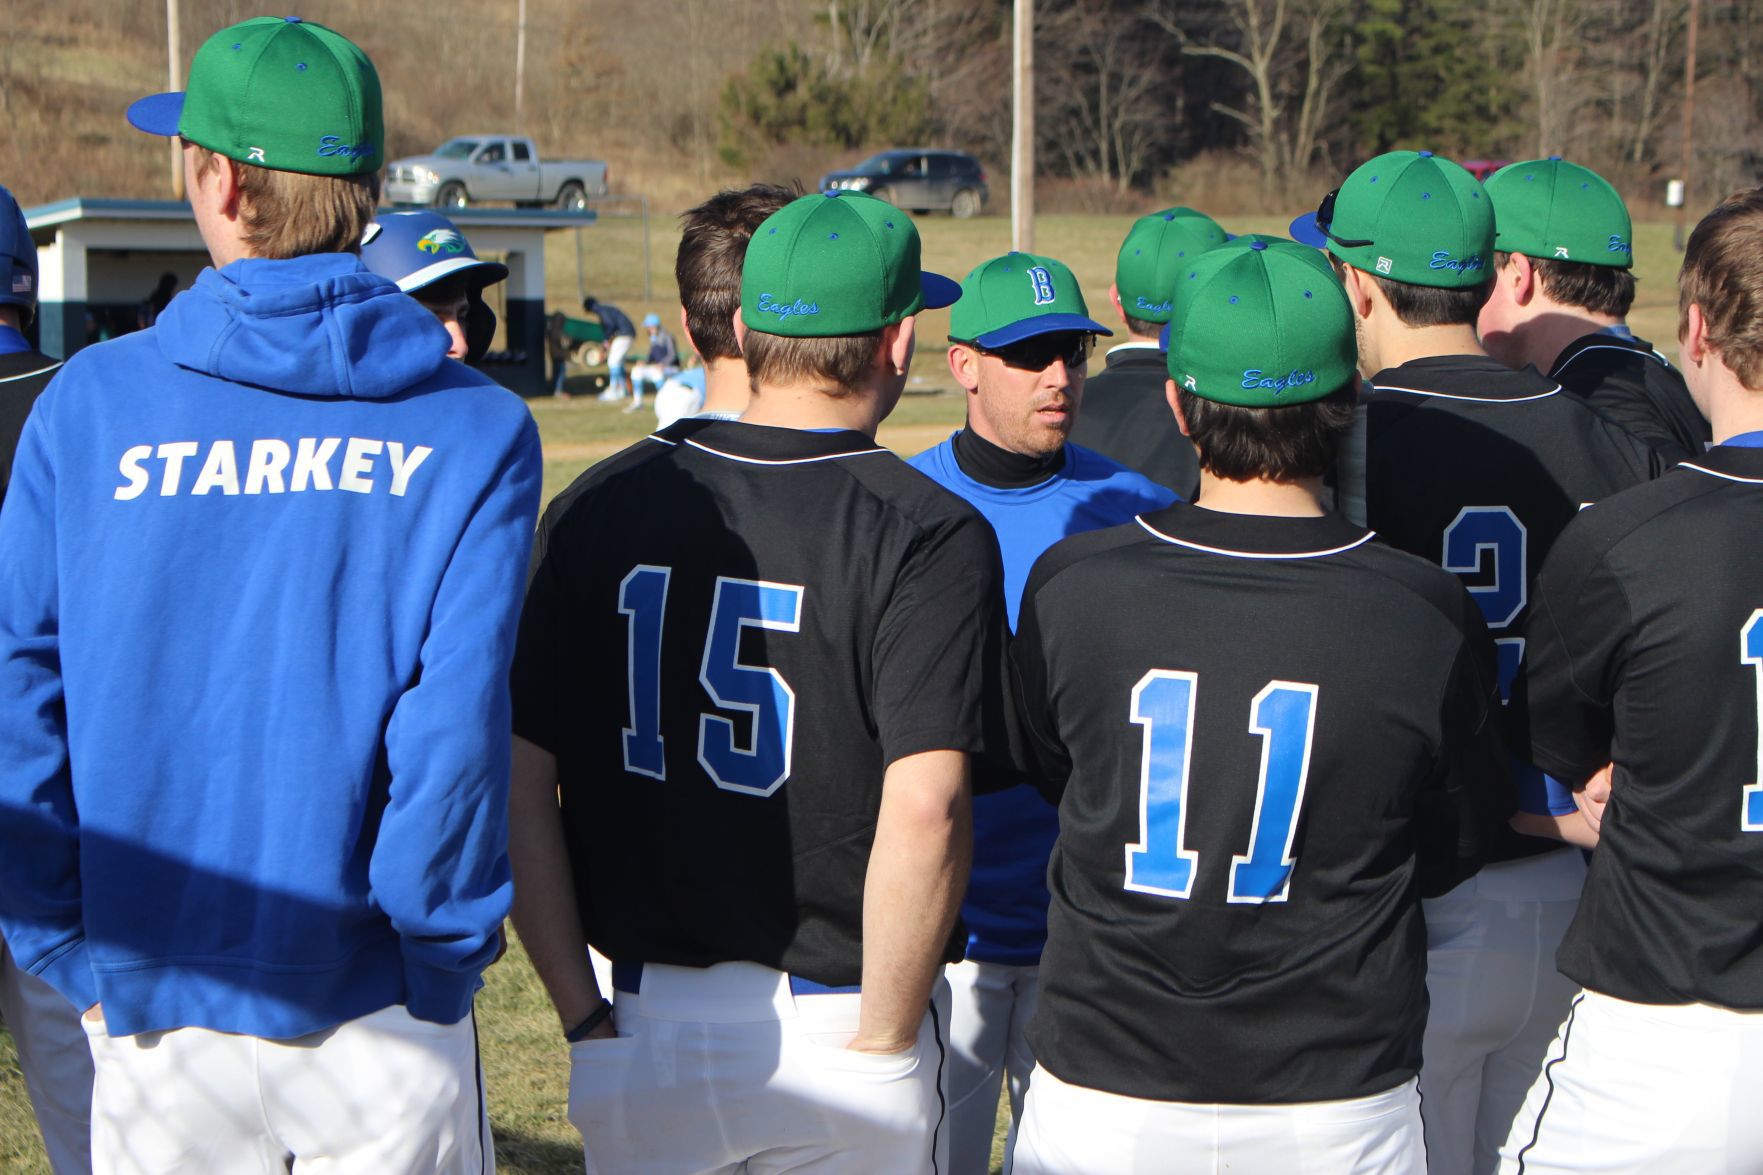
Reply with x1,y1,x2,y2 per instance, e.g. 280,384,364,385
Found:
683,437,887,466
1134,515,1377,560
1370,382,1561,403
0,361,61,384
1679,462,1763,486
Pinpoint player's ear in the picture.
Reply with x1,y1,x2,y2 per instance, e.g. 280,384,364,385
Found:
886,315,916,377
948,343,981,392
1341,264,1375,320
1682,301,1710,368
677,305,701,357
1109,282,1125,323
1509,252,1536,305
732,310,749,356
1166,379,1191,437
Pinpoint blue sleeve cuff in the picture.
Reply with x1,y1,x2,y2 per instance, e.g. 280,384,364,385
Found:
401,951,491,1026
1515,761,1578,817
33,937,97,1012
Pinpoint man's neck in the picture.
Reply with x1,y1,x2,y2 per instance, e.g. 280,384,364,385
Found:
0,307,22,335
1703,366,1763,445
740,380,888,438
1192,470,1328,517
1369,323,1486,375
700,357,751,416
1519,305,1624,373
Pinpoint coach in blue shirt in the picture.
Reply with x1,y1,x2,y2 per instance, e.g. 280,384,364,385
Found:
910,252,1175,1173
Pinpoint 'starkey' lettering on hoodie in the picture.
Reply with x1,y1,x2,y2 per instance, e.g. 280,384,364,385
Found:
114,438,434,500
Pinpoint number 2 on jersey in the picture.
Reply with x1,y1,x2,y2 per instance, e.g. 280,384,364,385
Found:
1443,506,1527,704
1125,671,1318,903
619,568,804,797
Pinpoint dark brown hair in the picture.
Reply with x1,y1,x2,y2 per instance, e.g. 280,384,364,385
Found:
1494,251,1635,318
675,183,799,362
1679,188,1763,388
188,143,378,259
1333,256,1488,327
742,329,884,396
1124,311,1163,339
1177,382,1357,482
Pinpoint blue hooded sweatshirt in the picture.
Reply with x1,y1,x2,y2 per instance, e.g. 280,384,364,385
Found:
0,254,542,1038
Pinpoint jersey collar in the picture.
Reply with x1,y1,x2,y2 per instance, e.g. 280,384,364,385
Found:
655,418,888,464
1369,354,1561,402
1550,330,1670,378
1679,442,1763,484
1134,501,1374,560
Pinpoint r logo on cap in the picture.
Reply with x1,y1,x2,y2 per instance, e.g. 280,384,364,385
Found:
1554,246,1570,258
1376,256,1394,275
1027,265,1056,306
248,147,266,162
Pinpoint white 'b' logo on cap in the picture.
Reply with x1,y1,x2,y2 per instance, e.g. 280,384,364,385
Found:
1027,266,1056,306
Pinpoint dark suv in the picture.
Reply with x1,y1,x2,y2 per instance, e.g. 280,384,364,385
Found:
818,149,989,218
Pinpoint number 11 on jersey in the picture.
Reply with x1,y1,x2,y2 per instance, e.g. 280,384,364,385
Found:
1743,610,1763,831
1125,671,1319,903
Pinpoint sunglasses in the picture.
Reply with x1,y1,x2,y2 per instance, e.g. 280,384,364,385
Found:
1313,188,1374,249
958,332,1095,372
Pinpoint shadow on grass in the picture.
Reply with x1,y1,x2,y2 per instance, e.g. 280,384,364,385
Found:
495,1128,583,1174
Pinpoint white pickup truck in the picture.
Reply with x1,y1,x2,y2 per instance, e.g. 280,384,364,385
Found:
385,135,610,210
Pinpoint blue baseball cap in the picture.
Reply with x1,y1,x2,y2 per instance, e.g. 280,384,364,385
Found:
359,210,507,294
949,252,1111,348
642,313,662,328
0,184,38,319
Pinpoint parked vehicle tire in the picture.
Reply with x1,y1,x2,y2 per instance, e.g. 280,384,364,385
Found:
434,182,469,209
951,188,981,219
574,342,605,368
555,182,590,212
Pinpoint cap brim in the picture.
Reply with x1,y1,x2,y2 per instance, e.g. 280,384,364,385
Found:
397,256,510,294
1287,212,1329,249
973,314,1115,348
127,92,185,137
920,271,962,311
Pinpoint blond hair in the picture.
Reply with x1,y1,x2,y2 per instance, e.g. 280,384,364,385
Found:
189,144,379,259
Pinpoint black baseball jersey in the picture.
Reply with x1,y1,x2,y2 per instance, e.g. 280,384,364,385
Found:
1550,331,1709,468
1349,354,1661,844
0,348,61,501
1068,344,1200,499
1526,439,1763,1008
1012,503,1511,1104
512,419,1007,986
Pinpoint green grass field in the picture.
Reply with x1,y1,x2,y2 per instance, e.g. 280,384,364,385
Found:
0,211,1689,1173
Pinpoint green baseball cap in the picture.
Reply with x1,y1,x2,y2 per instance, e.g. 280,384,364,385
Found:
1115,207,1230,324
740,193,960,337
1290,150,1493,289
1165,238,1356,408
127,16,383,177
949,253,1111,347
1484,157,1634,268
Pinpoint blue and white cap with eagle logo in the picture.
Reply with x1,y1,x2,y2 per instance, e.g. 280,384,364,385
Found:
360,211,509,295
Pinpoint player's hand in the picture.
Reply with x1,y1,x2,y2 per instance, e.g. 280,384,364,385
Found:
82,1002,103,1023
846,1033,915,1056
1575,763,1613,835
579,1017,618,1042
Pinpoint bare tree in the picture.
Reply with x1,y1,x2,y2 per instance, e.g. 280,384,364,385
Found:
1037,3,1174,194
1153,0,1352,200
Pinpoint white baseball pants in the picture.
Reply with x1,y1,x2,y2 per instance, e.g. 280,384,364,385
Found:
1419,848,1584,1175
1,936,93,1173
1014,1066,1425,1174
569,960,950,1174
943,958,1038,1175
1500,990,1763,1174
81,1002,492,1174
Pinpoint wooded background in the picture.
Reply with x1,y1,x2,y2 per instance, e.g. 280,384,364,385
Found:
0,0,1756,216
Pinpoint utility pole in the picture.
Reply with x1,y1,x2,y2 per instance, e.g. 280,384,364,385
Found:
1011,0,1034,252
1675,0,1700,251
168,0,183,200
515,0,528,128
